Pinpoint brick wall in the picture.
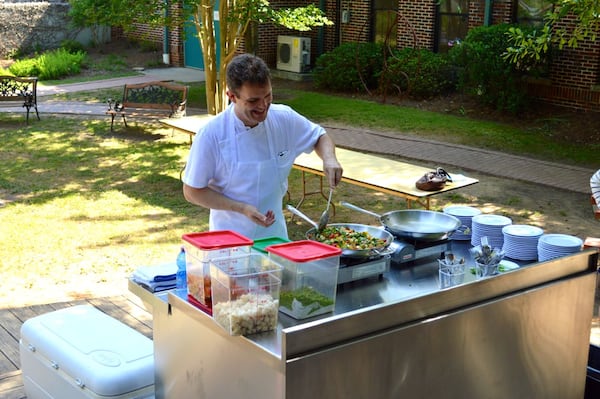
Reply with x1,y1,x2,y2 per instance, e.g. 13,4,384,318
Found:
120,0,600,111
397,0,436,48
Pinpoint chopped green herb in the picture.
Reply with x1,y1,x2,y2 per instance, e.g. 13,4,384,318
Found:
280,286,334,310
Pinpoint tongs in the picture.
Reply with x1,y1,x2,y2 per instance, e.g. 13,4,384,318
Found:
286,205,319,230
317,188,333,231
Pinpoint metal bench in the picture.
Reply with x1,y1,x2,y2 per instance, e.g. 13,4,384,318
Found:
0,75,39,124
106,80,188,131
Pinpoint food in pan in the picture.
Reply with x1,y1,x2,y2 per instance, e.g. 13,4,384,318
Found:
311,226,387,250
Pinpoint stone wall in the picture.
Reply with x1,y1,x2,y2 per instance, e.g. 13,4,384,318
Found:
0,0,109,58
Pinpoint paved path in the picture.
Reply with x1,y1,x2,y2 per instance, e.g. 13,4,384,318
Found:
2,67,595,194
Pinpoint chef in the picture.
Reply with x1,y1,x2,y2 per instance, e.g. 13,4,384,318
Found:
182,53,343,240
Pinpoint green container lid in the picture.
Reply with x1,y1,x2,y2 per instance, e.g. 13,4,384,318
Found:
252,236,290,253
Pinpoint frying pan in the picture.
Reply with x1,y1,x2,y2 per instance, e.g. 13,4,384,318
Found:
286,205,393,258
341,201,461,242
305,223,395,258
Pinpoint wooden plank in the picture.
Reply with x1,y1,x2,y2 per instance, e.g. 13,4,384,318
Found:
0,370,26,399
0,309,24,373
88,297,153,339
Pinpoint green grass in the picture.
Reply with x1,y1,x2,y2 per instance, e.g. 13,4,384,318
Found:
1,68,597,306
0,114,410,304
61,84,597,168
276,89,598,168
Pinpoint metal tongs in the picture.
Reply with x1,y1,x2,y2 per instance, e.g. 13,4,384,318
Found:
286,204,319,230
317,188,333,231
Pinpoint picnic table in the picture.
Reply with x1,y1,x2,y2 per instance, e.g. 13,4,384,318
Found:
161,116,479,209
294,148,478,210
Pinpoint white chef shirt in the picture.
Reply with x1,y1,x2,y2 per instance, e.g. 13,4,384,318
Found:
183,103,325,239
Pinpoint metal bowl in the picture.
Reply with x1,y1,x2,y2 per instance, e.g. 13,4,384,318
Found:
379,210,462,241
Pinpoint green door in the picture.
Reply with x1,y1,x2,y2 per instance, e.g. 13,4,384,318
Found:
184,15,204,69
183,6,221,69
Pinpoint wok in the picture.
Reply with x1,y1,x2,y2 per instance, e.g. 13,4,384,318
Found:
286,205,394,258
305,223,395,258
341,201,461,242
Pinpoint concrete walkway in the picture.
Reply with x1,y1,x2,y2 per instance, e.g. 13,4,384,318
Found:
2,68,596,194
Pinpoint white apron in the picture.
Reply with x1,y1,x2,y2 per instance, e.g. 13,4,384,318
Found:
209,123,288,240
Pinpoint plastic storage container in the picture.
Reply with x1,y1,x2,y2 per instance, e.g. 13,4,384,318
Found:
266,240,342,319
251,236,291,254
19,305,154,399
209,253,283,336
182,230,253,309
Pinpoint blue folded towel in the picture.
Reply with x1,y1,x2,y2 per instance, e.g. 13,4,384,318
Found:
132,262,177,283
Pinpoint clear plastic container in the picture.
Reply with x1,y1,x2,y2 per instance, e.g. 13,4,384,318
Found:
210,253,283,335
182,231,253,307
266,240,342,319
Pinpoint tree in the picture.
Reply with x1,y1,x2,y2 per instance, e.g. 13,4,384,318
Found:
68,0,168,44
68,0,332,114
188,1,332,114
505,0,600,65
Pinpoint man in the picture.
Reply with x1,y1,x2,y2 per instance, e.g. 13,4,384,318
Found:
591,169,600,205
182,54,343,239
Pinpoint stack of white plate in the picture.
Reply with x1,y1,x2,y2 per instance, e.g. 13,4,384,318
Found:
501,225,544,260
537,234,583,262
471,214,513,248
443,206,482,241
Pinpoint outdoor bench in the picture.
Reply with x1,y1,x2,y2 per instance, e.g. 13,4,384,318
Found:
106,80,188,131
0,75,39,124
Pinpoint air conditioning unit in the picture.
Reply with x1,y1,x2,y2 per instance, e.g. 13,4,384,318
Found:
277,36,311,73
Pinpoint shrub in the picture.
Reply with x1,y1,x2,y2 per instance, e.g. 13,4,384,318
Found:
8,58,39,77
448,24,531,113
313,42,384,92
385,48,457,99
60,39,86,54
9,48,87,80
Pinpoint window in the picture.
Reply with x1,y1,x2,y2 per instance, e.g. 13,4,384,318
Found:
516,0,553,26
435,0,469,53
373,0,397,46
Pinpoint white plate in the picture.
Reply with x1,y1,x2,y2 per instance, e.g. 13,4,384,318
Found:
539,234,583,249
497,260,520,272
472,214,512,226
502,224,544,237
443,206,481,218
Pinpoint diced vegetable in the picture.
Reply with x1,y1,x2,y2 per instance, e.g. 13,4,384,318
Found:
312,226,386,250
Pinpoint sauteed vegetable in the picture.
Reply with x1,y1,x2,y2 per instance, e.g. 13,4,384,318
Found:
312,226,387,250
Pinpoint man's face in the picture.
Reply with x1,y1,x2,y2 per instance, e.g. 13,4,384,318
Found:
228,82,273,127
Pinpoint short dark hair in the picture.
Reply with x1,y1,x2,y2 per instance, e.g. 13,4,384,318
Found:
226,54,271,96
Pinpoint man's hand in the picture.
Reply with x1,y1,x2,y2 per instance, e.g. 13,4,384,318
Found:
244,206,276,227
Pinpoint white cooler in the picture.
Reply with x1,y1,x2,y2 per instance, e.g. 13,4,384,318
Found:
19,305,155,399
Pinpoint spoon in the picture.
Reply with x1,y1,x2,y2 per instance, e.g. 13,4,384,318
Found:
317,188,333,231
286,204,319,230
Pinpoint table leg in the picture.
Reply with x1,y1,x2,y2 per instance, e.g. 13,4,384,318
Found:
293,171,336,216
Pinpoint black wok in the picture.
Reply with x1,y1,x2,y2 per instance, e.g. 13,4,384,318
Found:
341,201,461,242
305,223,394,258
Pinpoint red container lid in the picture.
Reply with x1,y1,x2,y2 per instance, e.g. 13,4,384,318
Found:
182,230,253,250
266,240,342,262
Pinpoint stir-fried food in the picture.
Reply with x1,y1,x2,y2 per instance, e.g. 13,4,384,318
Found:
312,226,387,250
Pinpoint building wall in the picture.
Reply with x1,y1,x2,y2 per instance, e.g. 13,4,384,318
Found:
120,0,600,111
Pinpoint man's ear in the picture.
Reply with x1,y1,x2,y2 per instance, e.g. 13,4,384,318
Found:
226,90,237,103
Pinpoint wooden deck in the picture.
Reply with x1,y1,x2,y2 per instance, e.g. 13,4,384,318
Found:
0,294,153,399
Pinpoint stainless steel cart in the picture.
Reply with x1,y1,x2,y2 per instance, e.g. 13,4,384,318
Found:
133,246,598,399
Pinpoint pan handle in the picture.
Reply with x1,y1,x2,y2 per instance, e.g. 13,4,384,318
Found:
340,201,382,219
286,204,319,230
